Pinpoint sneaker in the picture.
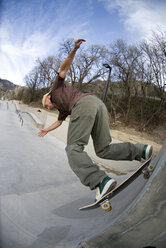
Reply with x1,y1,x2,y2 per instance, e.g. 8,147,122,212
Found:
142,145,153,160
95,177,117,202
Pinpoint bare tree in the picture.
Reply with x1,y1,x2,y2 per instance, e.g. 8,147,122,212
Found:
24,66,41,102
109,39,142,124
13,86,24,100
137,30,166,129
141,30,166,102
37,55,62,87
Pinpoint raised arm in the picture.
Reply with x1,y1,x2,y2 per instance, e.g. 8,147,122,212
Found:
59,38,86,78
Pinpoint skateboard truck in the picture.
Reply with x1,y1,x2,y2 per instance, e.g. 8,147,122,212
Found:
142,163,154,179
100,199,112,212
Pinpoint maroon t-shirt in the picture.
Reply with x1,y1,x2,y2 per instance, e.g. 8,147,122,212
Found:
50,75,90,121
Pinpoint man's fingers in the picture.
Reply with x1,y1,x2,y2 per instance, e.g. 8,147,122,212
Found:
74,39,86,49
75,39,86,45
78,39,86,42
38,130,45,137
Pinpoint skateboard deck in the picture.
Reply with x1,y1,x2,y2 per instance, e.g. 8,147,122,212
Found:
79,155,154,211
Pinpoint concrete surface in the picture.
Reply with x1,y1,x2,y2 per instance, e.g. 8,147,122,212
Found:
0,100,165,248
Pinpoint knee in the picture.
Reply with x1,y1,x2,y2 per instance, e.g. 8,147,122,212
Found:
65,143,84,156
95,149,105,159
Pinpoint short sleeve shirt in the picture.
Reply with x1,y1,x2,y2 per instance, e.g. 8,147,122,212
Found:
50,75,90,121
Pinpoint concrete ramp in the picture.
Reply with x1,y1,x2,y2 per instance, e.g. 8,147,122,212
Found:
82,140,166,248
0,101,165,248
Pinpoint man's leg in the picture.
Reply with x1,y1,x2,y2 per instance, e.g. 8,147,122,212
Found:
65,96,106,190
91,99,144,161
90,98,152,200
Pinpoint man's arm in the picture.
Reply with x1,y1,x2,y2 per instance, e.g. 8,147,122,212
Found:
38,120,63,137
59,38,86,78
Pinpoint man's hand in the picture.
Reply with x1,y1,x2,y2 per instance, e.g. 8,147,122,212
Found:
38,120,62,137
38,129,48,137
74,39,86,49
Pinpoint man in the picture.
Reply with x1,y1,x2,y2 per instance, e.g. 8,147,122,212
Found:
38,39,152,201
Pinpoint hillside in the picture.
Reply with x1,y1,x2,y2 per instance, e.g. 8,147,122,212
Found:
0,78,17,91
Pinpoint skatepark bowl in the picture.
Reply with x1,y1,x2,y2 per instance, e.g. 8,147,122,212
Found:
0,100,166,248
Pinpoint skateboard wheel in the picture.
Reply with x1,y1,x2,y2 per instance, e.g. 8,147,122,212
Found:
101,201,112,212
147,164,154,172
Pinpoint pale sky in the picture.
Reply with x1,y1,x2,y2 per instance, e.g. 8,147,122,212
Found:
0,0,165,85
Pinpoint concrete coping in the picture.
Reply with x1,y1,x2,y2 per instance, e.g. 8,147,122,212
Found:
25,112,44,129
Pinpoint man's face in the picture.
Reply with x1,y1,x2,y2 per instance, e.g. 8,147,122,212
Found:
45,96,54,110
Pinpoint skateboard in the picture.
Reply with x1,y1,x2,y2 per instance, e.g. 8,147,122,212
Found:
79,155,154,212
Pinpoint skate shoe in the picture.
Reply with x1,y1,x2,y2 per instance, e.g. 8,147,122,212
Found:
95,176,117,202
142,144,153,160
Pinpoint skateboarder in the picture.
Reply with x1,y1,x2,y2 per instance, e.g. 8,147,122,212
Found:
38,38,153,201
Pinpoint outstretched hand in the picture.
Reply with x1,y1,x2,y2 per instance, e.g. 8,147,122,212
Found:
74,39,86,49
38,129,48,137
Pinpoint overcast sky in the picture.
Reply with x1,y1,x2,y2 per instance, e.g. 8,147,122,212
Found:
0,0,165,85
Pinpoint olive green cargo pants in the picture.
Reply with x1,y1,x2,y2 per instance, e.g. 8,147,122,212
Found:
65,95,142,190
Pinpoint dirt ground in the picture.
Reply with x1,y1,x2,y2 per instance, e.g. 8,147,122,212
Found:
110,126,163,154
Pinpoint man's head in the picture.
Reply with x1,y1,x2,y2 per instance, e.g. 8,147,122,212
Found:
42,92,54,110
